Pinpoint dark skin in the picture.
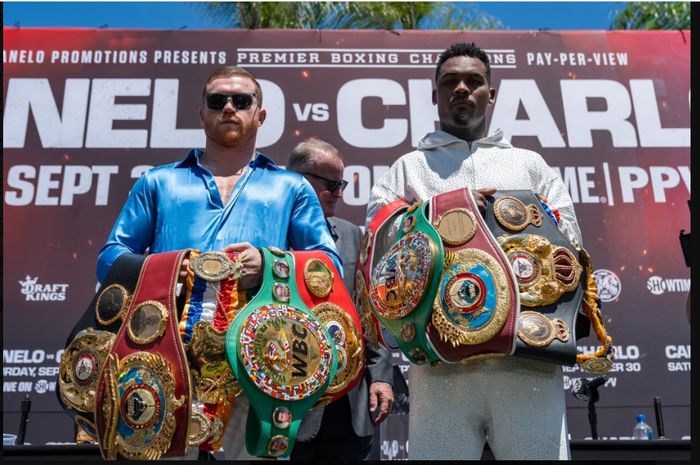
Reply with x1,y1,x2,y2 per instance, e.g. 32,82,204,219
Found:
433,55,498,212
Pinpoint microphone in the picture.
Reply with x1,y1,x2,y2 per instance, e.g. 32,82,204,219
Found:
571,376,607,440
17,394,31,445
571,376,607,402
654,396,666,439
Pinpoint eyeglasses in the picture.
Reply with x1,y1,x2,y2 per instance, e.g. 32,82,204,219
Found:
302,172,349,192
205,92,257,111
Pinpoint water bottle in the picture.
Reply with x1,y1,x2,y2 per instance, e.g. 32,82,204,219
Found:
632,414,654,440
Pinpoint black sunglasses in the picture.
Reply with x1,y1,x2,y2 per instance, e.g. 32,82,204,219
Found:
302,172,349,192
205,92,257,111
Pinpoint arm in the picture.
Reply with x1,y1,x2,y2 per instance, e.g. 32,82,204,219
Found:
288,179,343,276
96,173,156,283
366,163,405,227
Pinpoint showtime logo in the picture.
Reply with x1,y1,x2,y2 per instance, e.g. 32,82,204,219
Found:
646,276,690,295
593,269,621,302
19,275,68,301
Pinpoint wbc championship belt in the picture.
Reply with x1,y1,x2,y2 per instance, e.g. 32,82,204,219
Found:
425,188,520,363
94,250,192,460
485,190,613,372
355,198,412,353
360,188,520,365
225,247,339,458
57,253,146,442
357,198,443,364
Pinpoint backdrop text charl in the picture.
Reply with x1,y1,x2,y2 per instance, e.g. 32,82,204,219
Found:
3,28,690,451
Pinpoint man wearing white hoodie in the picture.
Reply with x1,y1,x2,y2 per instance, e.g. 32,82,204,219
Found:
365,42,582,460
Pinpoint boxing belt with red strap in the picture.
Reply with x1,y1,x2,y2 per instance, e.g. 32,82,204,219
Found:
426,187,520,363
484,190,613,370
358,188,519,365
94,250,192,460
57,253,146,442
294,250,365,404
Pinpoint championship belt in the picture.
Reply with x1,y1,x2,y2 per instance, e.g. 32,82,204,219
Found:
179,250,245,451
426,188,520,363
355,198,411,353
94,250,192,460
225,247,338,458
359,198,443,364
294,250,365,405
485,190,613,371
57,253,146,442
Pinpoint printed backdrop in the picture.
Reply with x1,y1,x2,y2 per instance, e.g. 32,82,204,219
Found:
3,29,690,453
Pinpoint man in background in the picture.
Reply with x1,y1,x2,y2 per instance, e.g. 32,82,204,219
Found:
287,138,395,460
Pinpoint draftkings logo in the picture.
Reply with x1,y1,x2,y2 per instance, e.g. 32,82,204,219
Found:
18,275,68,301
646,276,690,295
593,269,621,302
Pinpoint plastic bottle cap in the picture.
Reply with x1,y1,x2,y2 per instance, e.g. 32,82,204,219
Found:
636,414,646,422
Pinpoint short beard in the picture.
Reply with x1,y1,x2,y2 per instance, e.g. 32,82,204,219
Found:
453,112,470,125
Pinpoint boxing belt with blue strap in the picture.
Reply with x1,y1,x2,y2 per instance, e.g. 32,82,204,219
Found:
226,247,360,458
94,250,192,460
358,188,519,365
57,253,146,443
484,190,613,372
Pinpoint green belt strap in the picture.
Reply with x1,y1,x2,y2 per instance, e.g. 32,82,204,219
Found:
369,201,445,364
225,247,337,458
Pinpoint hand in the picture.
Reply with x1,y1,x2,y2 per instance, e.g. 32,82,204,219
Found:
179,258,190,282
368,381,394,425
473,187,497,215
221,242,262,290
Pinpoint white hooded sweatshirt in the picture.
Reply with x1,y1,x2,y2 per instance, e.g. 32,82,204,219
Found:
366,128,582,247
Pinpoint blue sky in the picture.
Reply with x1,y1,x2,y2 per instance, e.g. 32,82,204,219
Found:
3,1,628,30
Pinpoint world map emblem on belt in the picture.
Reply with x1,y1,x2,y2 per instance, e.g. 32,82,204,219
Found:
238,304,333,401
369,232,434,320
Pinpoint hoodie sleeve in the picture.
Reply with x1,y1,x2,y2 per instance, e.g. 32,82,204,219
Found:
366,157,413,228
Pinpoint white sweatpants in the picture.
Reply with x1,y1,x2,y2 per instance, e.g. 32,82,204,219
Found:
408,356,570,460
